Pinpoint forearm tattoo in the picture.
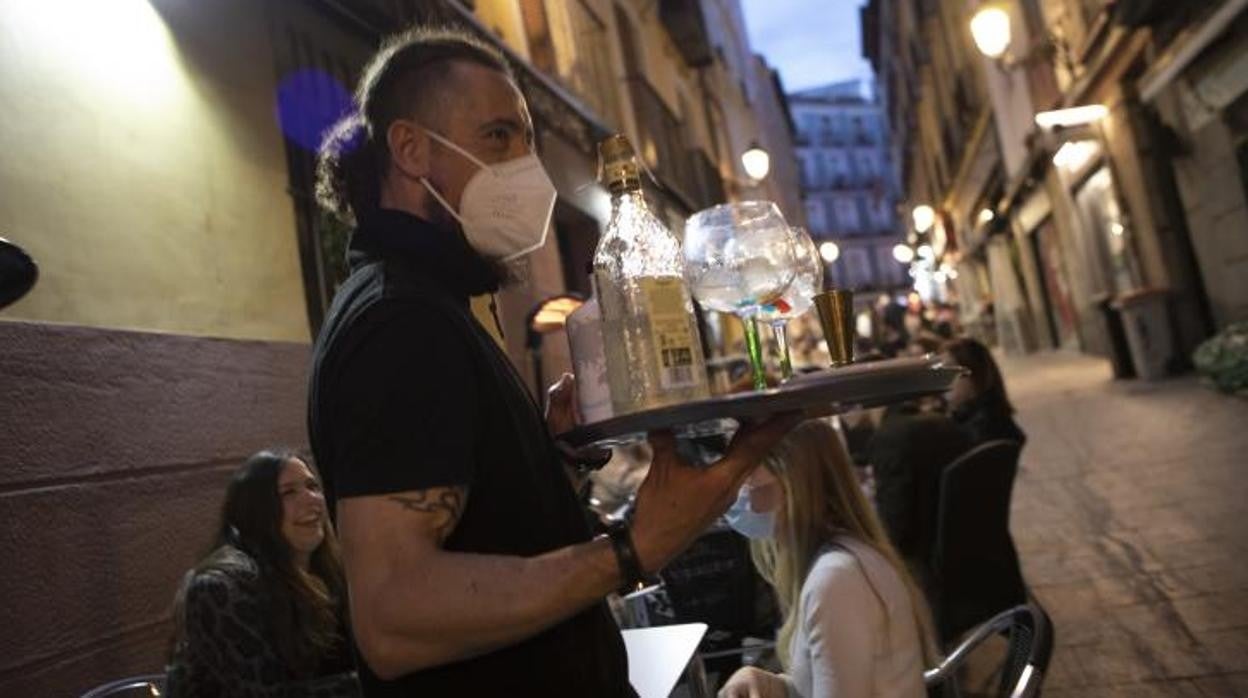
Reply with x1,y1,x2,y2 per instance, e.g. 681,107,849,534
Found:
388,487,467,543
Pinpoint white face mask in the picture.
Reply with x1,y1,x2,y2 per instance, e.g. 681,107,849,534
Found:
420,129,556,262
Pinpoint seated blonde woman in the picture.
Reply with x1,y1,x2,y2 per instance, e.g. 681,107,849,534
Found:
719,420,936,698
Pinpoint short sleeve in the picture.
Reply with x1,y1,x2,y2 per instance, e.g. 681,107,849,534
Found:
331,303,479,499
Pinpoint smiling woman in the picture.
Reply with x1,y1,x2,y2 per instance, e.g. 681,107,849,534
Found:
163,450,360,697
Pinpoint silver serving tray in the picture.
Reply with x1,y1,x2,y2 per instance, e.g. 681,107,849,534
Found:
557,356,963,449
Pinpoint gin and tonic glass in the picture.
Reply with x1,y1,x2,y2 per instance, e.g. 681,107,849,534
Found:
757,227,825,380
683,201,797,391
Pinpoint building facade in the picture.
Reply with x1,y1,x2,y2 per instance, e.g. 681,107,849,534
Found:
864,0,1248,362
790,79,909,293
0,0,801,694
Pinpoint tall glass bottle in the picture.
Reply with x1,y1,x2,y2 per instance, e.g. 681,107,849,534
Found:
593,135,710,414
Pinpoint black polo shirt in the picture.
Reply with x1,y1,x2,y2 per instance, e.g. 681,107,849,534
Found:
307,209,632,697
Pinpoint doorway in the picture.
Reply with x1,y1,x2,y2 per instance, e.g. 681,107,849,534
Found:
1030,218,1080,350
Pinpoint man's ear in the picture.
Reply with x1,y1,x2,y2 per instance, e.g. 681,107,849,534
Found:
386,119,429,181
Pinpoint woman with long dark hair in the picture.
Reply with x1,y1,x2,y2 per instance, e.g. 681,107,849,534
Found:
942,337,1026,446
165,449,358,697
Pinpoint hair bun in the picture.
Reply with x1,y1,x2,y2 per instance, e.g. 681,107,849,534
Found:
315,111,377,226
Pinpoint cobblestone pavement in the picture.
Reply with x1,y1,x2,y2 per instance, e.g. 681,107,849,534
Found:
1001,351,1248,696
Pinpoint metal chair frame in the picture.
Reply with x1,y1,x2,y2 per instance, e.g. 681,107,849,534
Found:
80,674,165,698
924,602,1053,698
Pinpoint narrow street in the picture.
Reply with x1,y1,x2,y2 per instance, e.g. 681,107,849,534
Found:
1003,352,1248,696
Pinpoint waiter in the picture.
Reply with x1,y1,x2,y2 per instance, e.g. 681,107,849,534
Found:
308,26,795,696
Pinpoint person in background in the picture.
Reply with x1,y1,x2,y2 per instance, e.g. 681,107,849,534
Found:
719,421,935,698
942,337,1026,446
868,412,970,588
165,450,358,697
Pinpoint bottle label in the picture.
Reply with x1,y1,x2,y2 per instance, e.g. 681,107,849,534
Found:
638,277,699,390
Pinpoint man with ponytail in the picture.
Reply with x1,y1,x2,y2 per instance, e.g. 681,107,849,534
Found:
307,26,795,696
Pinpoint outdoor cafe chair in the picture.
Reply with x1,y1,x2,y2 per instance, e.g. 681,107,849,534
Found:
79,673,164,697
924,601,1054,698
932,439,1027,642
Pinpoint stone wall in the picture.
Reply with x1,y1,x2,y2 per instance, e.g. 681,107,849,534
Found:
1160,98,1248,329
0,320,310,696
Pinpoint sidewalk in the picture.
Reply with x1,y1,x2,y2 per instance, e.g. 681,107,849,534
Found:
1002,351,1248,696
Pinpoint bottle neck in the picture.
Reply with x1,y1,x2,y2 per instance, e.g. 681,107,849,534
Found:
609,188,648,217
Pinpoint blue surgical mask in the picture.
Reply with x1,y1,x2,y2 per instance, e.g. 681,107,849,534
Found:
724,486,776,540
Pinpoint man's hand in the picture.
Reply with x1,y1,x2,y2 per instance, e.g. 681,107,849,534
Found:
629,413,801,573
545,373,611,471
544,373,579,438
718,666,789,698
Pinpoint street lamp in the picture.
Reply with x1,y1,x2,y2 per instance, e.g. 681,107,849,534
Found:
819,241,840,263
892,244,916,264
741,141,771,181
970,3,1012,60
911,204,936,233
1052,140,1100,170
1034,105,1108,129
0,236,38,310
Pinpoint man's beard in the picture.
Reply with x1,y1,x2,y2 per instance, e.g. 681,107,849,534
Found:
426,198,516,289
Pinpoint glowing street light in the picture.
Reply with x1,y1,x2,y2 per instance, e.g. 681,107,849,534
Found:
912,204,936,233
970,4,1012,59
1052,140,1100,170
893,244,916,264
1035,105,1108,129
819,241,840,263
741,141,771,180
978,208,996,225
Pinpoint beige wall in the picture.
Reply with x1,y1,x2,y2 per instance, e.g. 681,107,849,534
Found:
0,0,309,342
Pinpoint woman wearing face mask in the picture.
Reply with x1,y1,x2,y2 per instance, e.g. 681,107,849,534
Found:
720,421,936,698
164,450,358,697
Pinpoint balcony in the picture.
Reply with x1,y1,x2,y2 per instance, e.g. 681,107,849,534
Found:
659,0,713,68
819,130,844,147
628,77,723,211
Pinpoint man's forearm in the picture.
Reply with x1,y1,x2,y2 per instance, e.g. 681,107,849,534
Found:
354,535,622,678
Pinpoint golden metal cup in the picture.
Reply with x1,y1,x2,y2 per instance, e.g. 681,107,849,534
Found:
814,289,854,366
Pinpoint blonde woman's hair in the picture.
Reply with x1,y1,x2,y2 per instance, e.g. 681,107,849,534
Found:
749,419,938,669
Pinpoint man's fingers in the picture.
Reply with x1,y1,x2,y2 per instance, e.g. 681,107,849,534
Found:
647,430,677,458
731,412,802,455
547,372,575,400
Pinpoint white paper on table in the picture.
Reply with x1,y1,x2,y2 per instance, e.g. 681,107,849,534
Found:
621,623,708,698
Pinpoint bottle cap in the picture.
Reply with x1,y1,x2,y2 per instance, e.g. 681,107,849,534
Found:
598,135,642,194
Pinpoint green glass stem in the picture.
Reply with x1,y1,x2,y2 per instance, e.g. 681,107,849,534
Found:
771,320,793,380
740,312,767,391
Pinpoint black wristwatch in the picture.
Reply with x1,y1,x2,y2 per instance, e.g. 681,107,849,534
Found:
604,519,650,595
